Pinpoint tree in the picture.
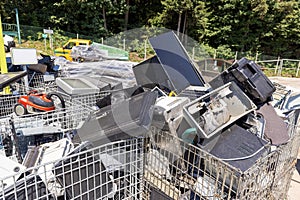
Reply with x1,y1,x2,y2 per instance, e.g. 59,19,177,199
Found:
149,0,207,41
1,0,299,58
124,0,129,31
260,0,300,58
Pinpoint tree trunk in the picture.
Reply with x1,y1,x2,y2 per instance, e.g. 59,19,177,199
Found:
124,0,130,31
181,10,187,41
177,12,182,36
103,6,107,30
184,20,188,46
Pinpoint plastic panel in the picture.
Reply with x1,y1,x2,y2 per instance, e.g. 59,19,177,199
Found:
183,82,257,139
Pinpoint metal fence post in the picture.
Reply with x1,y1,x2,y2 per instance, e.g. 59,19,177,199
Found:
192,47,195,60
15,8,21,44
255,52,258,62
275,56,280,75
144,39,147,60
278,59,284,76
296,61,300,77
123,38,126,50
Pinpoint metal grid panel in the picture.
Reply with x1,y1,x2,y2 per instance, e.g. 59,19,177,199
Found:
271,82,292,109
0,117,13,156
0,138,144,200
238,120,300,199
11,102,91,133
0,81,30,118
0,117,11,135
270,166,295,199
0,98,90,133
144,126,241,199
0,95,20,118
59,91,111,111
0,80,57,118
143,122,300,200
0,101,299,200
0,123,298,199
27,73,56,91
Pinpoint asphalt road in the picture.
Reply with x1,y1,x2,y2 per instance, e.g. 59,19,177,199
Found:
269,77,300,91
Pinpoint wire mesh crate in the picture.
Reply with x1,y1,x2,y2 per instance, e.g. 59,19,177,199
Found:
0,97,90,137
143,126,241,199
0,80,57,118
11,101,92,134
0,95,21,118
271,82,292,109
0,137,144,200
27,72,57,90
59,91,111,111
0,101,92,161
0,117,13,156
143,121,300,200
0,91,299,200
0,122,298,199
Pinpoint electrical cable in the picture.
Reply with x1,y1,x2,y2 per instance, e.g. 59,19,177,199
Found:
219,145,267,161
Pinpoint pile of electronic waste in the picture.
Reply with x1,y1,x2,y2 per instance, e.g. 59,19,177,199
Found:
0,31,299,199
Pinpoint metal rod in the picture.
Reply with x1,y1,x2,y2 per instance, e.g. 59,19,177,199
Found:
296,61,300,77
15,8,21,44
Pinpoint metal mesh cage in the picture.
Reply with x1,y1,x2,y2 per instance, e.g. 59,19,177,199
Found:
0,95,20,118
59,91,111,111
0,88,299,200
27,73,56,90
0,122,299,199
0,78,57,118
143,121,299,200
0,137,144,200
10,101,92,133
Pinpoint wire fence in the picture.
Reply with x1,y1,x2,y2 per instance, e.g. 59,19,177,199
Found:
3,23,300,77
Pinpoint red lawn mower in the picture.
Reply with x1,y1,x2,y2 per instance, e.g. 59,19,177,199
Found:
14,91,65,116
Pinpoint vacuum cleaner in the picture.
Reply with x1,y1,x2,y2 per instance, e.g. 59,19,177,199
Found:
14,91,65,116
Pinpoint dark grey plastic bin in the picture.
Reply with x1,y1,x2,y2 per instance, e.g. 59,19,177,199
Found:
209,57,275,105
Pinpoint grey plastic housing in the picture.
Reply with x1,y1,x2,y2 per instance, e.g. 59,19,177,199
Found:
56,77,99,95
183,82,257,139
77,91,157,146
209,57,275,105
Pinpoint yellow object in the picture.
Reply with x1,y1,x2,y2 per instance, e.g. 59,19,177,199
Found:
0,16,7,74
54,39,92,61
0,15,10,94
168,91,177,97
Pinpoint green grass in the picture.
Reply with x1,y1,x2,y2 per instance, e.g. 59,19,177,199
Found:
17,39,55,56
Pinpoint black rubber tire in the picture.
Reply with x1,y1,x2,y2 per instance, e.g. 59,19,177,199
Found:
46,92,66,110
14,104,27,116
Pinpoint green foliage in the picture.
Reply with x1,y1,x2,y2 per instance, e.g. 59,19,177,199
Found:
1,0,300,60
